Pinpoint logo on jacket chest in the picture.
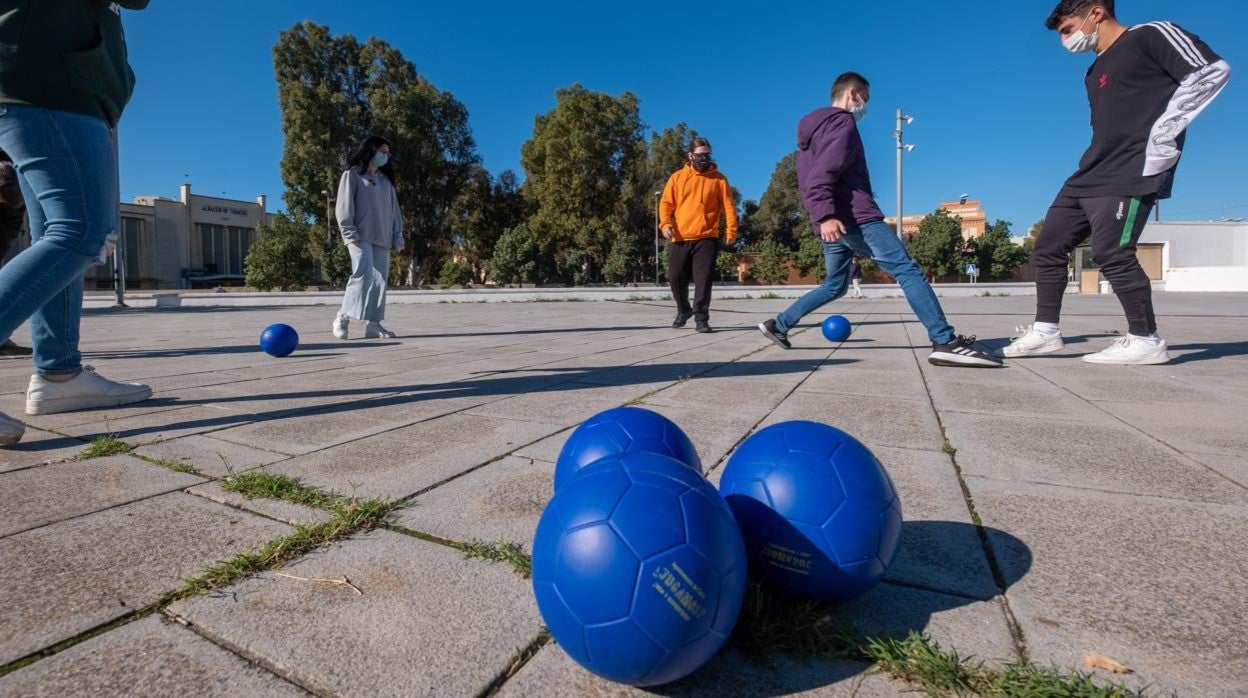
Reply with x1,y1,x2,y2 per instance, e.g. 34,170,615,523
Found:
1098,73,1108,89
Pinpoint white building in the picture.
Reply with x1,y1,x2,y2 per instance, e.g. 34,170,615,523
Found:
2,184,270,290
1138,221,1248,292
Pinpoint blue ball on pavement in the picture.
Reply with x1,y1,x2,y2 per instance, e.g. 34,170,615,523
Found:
821,315,853,342
259,323,299,357
554,406,701,492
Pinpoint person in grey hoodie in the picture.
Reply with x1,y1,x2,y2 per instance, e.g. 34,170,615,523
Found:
757,72,1001,367
333,136,404,340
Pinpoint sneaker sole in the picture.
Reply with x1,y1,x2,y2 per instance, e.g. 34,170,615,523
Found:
0,431,23,446
928,353,1003,368
756,323,791,350
26,387,153,416
1001,343,1065,358
1081,353,1171,365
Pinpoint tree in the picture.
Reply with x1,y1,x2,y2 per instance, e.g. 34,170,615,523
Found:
793,233,826,282
272,22,478,287
490,224,540,287
977,219,1030,281
752,239,793,285
742,152,805,250
438,259,474,287
715,249,738,282
908,209,968,280
520,84,646,279
602,229,643,284
245,214,315,291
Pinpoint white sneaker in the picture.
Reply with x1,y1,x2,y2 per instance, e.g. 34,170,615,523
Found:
364,322,396,339
1082,336,1170,365
26,366,153,415
332,315,349,340
0,409,24,446
1000,325,1064,358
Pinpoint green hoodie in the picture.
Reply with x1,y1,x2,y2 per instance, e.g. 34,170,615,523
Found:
0,0,149,127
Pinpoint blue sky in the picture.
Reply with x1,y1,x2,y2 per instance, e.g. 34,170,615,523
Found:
119,1,1246,233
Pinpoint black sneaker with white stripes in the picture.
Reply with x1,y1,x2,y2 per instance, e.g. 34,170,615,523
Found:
757,320,791,349
928,335,1003,368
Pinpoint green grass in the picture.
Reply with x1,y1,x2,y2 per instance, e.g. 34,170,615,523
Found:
940,439,957,456
133,454,199,475
178,496,391,598
77,436,133,459
863,632,1142,697
221,470,344,510
461,539,532,578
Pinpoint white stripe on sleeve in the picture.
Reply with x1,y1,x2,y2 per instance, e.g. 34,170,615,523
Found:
1144,59,1231,177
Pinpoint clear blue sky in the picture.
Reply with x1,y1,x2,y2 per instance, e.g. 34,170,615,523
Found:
119,1,1246,233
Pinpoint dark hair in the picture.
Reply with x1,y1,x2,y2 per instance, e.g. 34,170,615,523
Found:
687,137,712,154
1045,0,1114,30
831,72,870,101
347,135,397,185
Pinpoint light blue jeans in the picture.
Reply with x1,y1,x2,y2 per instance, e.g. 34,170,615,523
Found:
0,105,116,376
339,243,390,322
775,220,956,344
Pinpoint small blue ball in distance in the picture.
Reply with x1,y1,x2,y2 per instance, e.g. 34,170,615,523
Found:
532,451,747,686
718,420,902,602
821,315,852,342
259,323,299,357
554,406,701,492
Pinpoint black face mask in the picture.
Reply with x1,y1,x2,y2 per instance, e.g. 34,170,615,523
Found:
690,154,713,172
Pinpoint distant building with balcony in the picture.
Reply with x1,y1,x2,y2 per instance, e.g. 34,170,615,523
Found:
884,198,989,240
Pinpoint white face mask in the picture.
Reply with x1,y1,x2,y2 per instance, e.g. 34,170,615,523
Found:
1062,13,1100,54
851,97,869,123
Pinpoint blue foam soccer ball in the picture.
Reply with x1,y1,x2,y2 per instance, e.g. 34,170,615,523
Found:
259,323,299,357
718,420,902,602
532,451,748,686
821,315,853,342
553,406,701,492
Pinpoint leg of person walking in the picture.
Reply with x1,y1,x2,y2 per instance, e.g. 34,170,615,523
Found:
758,235,857,348
1002,195,1089,358
690,238,717,332
668,241,693,328
362,244,395,338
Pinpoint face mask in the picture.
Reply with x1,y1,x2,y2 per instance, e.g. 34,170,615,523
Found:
690,153,712,172
851,98,869,123
372,152,390,168
1063,13,1099,53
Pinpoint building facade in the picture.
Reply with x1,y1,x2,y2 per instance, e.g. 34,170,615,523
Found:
2,184,269,290
884,199,989,239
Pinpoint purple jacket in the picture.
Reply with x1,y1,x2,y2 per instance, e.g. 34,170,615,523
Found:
796,107,885,231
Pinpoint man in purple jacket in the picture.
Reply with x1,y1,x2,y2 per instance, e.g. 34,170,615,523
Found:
758,72,1001,367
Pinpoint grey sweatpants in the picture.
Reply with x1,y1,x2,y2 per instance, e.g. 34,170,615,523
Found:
339,243,389,322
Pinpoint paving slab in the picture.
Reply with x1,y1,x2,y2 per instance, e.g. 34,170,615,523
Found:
60,405,260,445
1186,451,1248,489
0,615,306,697
762,390,944,454
500,644,879,697
465,381,658,427
266,412,564,500
940,411,1248,505
133,434,290,478
397,455,550,550
1093,398,1248,458
0,492,289,665
187,481,334,527
0,427,87,472
0,455,204,538
969,477,1248,696
168,530,543,697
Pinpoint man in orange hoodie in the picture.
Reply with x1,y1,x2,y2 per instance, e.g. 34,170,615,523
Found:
660,137,738,333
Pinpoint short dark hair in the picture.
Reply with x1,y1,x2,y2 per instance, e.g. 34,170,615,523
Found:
830,72,870,101
687,137,712,153
1045,0,1115,30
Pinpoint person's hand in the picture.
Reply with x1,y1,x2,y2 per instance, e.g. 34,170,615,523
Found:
819,218,846,243
662,226,675,240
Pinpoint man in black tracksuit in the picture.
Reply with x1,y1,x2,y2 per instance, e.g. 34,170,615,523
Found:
1003,0,1230,365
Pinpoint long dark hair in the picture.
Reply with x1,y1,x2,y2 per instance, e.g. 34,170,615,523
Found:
347,135,397,185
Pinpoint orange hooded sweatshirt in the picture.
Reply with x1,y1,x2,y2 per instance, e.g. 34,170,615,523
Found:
659,164,739,244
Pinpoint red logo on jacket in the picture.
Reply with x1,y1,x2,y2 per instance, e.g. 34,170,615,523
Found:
1098,73,1108,88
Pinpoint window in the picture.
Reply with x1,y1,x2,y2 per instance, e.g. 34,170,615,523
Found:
199,224,225,274
197,223,254,275
122,217,142,280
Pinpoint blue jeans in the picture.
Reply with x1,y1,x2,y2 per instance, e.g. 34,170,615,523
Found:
775,220,956,344
0,105,117,376
339,243,390,322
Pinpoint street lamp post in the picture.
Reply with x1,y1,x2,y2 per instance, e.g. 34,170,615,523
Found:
654,191,662,286
892,109,915,241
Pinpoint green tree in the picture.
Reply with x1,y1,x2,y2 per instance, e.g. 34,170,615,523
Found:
438,259,474,287
909,209,968,280
742,152,805,250
715,249,738,282
245,214,316,291
752,239,793,285
793,233,826,282
520,84,646,279
973,219,1029,281
602,229,643,284
489,224,540,287
272,22,478,287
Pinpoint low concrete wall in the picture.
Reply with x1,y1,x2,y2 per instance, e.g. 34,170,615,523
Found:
82,282,1065,309
1164,266,1248,292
